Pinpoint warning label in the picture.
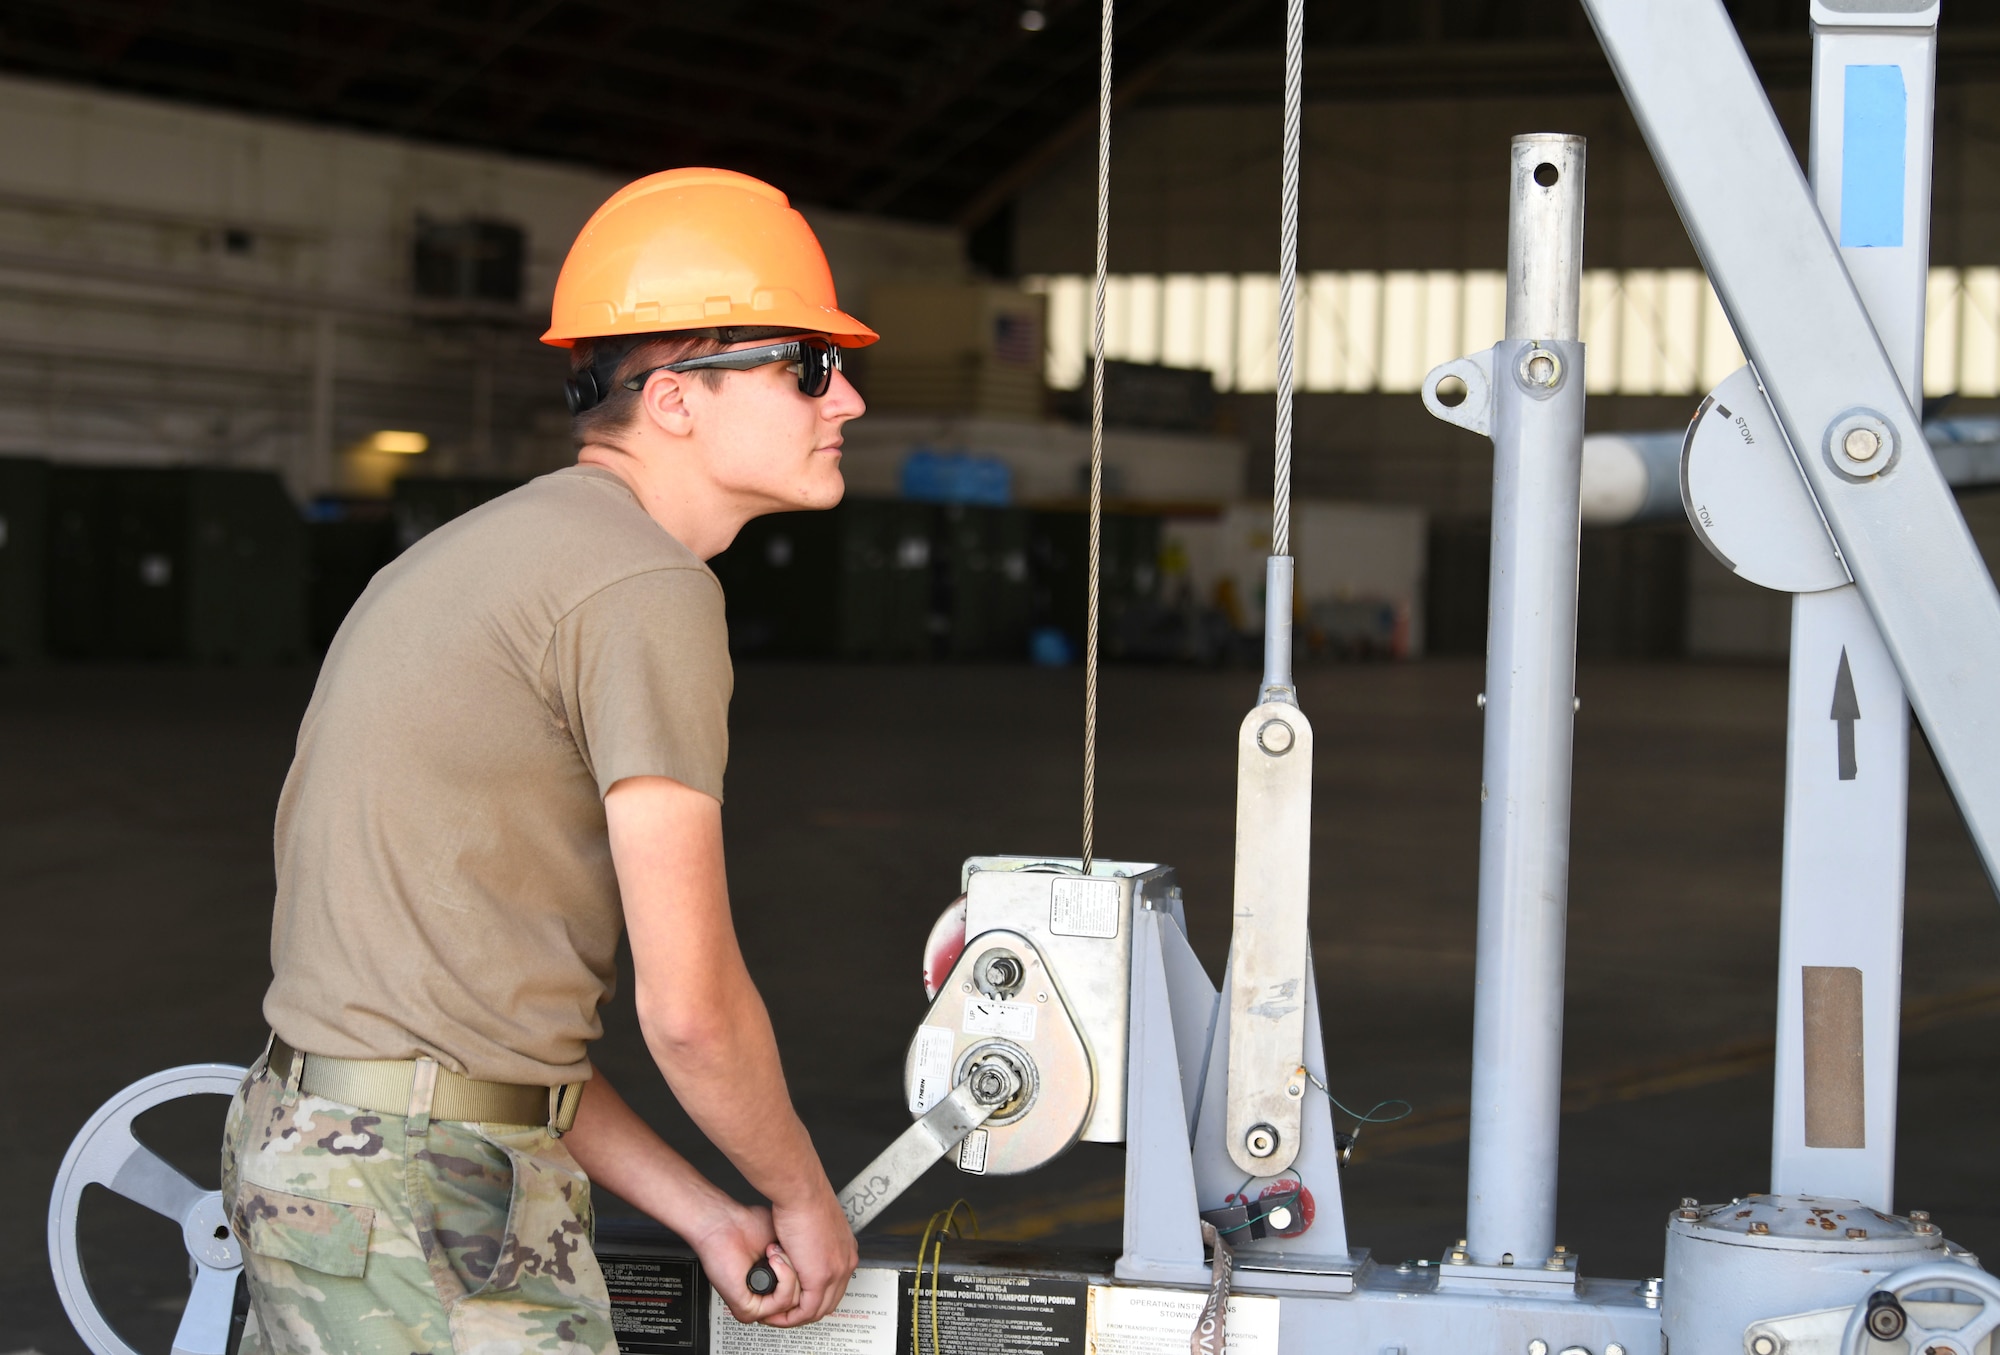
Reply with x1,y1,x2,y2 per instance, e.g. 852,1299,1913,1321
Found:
909,1025,957,1114
601,1252,703,1352
1050,878,1121,938
897,1271,1087,1355
963,996,1037,1041
1084,1285,1279,1355
712,1266,900,1353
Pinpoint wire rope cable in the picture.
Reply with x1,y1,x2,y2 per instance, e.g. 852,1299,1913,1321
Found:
1273,0,1302,557
1082,0,1112,874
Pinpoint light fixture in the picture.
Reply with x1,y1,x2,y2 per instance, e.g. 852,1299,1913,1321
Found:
1019,8,1047,31
364,430,429,455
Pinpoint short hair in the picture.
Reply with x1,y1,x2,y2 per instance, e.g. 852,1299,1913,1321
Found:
569,326,806,446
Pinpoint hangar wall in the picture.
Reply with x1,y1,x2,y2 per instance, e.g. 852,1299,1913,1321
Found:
1013,79,2000,515
0,73,964,498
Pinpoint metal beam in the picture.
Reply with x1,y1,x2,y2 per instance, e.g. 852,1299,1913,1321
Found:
1580,0,2000,895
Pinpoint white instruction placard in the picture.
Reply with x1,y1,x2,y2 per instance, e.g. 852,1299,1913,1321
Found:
908,1025,957,1114
1051,877,1122,938
1084,1285,1280,1355
962,996,1037,1041
711,1266,898,1354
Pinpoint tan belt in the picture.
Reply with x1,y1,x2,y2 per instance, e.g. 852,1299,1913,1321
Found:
269,1036,584,1134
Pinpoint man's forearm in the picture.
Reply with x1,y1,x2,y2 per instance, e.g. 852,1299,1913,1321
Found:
564,1071,737,1233
638,976,831,1208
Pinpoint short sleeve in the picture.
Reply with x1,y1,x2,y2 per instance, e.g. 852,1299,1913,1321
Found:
552,568,733,801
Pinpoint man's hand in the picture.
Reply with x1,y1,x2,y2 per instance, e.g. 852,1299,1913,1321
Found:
684,1203,795,1325
762,1185,859,1326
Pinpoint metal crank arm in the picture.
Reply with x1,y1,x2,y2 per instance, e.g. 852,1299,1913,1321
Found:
837,1079,1000,1234
1581,0,2000,892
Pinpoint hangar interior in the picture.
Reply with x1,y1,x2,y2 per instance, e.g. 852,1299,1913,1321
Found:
7,4,2000,1355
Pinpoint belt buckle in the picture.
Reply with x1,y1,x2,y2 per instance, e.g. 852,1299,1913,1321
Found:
549,1082,582,1137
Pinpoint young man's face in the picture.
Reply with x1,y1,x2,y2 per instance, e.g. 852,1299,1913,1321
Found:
683,335,864,514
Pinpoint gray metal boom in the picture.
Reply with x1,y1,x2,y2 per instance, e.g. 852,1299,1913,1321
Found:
1580,0,2000,894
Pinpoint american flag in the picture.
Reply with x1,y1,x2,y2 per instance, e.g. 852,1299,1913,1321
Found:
992,312,1041,367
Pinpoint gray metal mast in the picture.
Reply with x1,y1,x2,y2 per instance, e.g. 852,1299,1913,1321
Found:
1461,135,1589,1271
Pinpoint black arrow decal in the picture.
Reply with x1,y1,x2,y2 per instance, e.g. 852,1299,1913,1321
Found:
1831,647,1860,781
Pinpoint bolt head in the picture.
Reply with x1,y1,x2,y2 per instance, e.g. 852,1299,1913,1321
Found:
1518,346,1563,389
1844,427,1883,462
1910,1210,1932,1222
1257,719,1296,756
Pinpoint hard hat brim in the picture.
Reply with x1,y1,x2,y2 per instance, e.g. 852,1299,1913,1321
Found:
541,303,878,350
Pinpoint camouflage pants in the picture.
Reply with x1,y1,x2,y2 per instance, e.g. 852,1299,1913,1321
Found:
220,1055,616,1355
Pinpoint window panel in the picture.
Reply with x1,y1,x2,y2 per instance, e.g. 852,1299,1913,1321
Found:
1032,267,1986,400
1236,273,1281,393
1661,269,1703,395
1582,270,1622,395
1341,271,1382,393
1697,276,1745,392
1461,270,1506,355
1379,271,1427,393
1202,273,1238,391
1961,267,2000,399
1162,274,1206,371
1924,267,1961,398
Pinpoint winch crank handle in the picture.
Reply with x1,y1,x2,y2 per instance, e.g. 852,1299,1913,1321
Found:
746,1259,778,1296
836,1080,999,1234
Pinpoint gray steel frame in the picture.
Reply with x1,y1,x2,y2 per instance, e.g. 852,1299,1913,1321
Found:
1580,0,2000,895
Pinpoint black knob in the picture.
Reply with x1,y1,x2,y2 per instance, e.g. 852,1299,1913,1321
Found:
1865,1291,1907,1341
747,1259,778,1297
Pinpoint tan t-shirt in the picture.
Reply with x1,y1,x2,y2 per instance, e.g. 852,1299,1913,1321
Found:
263,464,731,1085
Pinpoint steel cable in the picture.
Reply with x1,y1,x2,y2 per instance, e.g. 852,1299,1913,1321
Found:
1274,0,1302,558
1082,0,1111,875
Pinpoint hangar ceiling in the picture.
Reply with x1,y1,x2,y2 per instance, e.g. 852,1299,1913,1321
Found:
3,1,1998,227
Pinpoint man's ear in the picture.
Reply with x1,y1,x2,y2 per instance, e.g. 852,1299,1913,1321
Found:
635,369,697,439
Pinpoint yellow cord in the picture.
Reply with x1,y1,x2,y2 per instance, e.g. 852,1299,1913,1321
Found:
912,1199,979,1355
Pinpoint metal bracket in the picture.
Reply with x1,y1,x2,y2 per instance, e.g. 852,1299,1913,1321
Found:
1423,349,1496,438
1223,701,1315,1177
1681,364,1851,594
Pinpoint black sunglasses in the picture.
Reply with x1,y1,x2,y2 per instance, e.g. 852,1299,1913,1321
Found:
624,336,844,399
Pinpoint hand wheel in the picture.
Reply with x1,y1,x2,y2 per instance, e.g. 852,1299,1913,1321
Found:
48,1064,250,1355
1840,1259,2000,1355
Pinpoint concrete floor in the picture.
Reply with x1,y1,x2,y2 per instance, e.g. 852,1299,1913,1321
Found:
7,659,1998,1353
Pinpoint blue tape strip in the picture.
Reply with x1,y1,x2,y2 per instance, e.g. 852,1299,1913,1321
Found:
1841,65,1907,249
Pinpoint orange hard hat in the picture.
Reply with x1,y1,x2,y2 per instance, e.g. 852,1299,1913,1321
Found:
542,167,877,349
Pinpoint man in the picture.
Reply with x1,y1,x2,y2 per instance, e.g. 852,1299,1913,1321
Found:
222,167,872,1354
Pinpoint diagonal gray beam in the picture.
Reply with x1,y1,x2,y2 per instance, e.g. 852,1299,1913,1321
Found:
1580,0,2000,895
